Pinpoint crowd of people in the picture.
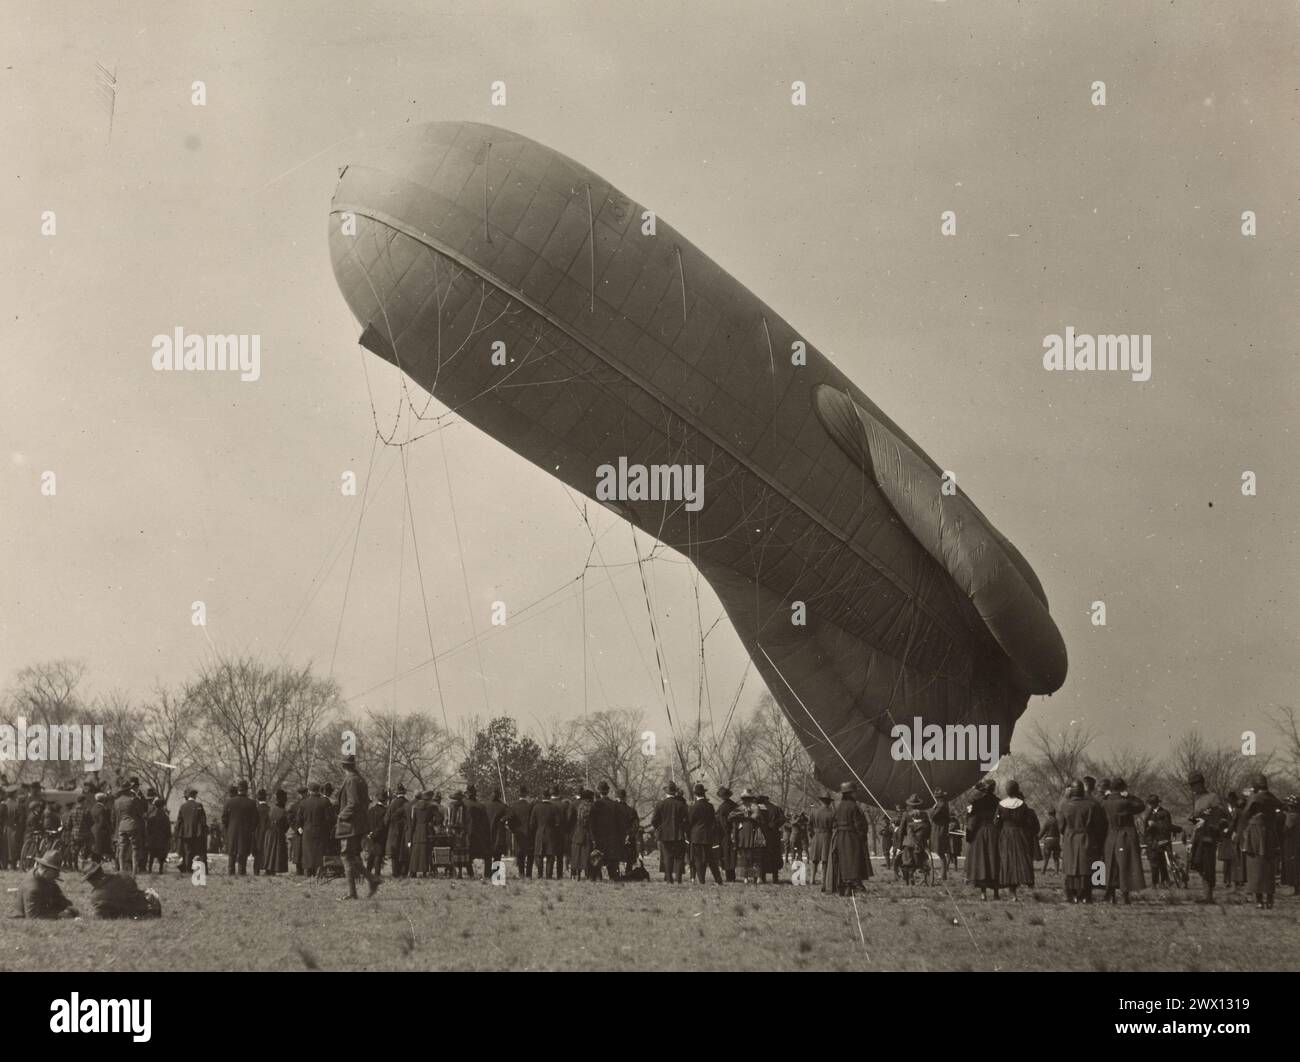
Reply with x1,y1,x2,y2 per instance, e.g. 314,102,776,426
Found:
5,760,1299,916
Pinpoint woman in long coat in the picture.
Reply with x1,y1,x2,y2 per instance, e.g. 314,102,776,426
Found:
730,791,768,884
1100,780,1146,903
261,790,289,875
1059,783,1095,903
994,781,1035,897
407,791,434,877
965,780,1000,899
1241,776,1284,909
299,784,330,876
1282,795,1300,894
1232,793,1251,889
821,784,871,895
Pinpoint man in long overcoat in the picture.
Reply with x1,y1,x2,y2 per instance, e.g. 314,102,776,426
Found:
589,781,624,880
529,789,563,879
714,787,737,881
687,784,722,884
287,787,307,875
616,789,641,874
464,785,492,879
175,788,208,873
651,782,689,883
222,780,258,876
483,788,511,878
509,787,534,878
298,781,331,876
1059,781,1097,903
822,782,870,896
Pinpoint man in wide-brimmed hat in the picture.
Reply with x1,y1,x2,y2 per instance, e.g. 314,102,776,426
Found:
336,754,381,899
929,788,955,879
11,850,77,919
651,781,690,883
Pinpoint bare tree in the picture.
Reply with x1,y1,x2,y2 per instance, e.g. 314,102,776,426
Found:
363,708,461,794
2,660,88,786
95,684,198,802
1263,705,1300,788
750,692,815,809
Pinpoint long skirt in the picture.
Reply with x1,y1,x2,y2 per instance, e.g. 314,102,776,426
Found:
736,846,764,881
966,825,999,887
998,826,1035,887
262,829,289,875
409,838,431,874
1103,825,1145,892
1244,854,1275,894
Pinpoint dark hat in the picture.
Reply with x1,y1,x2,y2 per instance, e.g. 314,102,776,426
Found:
466,785,478,798
256,789,267,801
838,782,855,795
308,781,322,792
1110,778,1126,792
665,781,679,795
1186,770,1205,786
395,783,406,794
1083,775,1096,787
1252,774,1269,791
818,792,832,802
717,786,732,798
451,791,464,801
34,851,62,872
236,780,249,791
185,788,198,799
905,794,923,808
83,863,107,885
615,788,627,799
1006,780,1022,799
693,784,706,797
145,788,157,798
297,787,308,796
340,754,357,769
1147,794,1161,804
740,788,755,801
580,789,594,800
597,781,610,793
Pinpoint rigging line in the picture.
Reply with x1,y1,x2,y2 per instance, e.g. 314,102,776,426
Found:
758,641,986,963
585,184,596,313
484,141,492,244
329,431,380,679
717,658,751,750
632,525,688,780
391,448,408,717
761,315,776,384
437,428,492,718
674,245,687,324
276,444,400,655
400,445,451,734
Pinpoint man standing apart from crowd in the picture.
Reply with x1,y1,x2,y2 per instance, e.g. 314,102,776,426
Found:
337,754,381,899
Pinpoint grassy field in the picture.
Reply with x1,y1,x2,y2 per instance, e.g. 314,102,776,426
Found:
4,858,1298,972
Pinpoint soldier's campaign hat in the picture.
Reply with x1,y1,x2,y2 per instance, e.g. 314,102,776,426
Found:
818,792,832,802
34,851,63,872
1186,770,1205,786
83,863,107,885
693,784,706,797
838,782,855,795
717,786,732,798
905,794,923,808
340,754,358,769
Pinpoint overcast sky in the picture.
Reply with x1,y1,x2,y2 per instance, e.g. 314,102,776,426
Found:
2,1,1296,766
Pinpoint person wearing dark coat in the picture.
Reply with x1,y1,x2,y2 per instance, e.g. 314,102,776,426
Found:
570,789,595,879
2,791,23,870
1099,780,1145,903
84,862,162,918
929,791,953,879
287,787,307,875
898,794,932,885
1280,795,1300,895
1241,775,1284,909
175,789,208,873
616,789,641,874
822,783,870,895
1140,795,1173,886
90,792,113,864
366,794,388,877
730,790,768,884
808,793,834,885
1231,793,1251,890
687,784,722,884
407,791,436,877
385,785,410,877
261,790,289,875
529,790,563,879
464,785,492,879
144,798,171,873
714,787,737,881
298,782,331,876
555,787,574,879
1187,771,1228,903
221,781,258,876
993,781,1035,896
1060,782,1096,903
10,852,77,919
589,781,624,880
759,796,784,883
336,755,381,899
1038,809,1061,873
965,780,1000,898
112,785,144,873
651,782,690,883
484,788,511,874
509,787,535,878
253,790,270,875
